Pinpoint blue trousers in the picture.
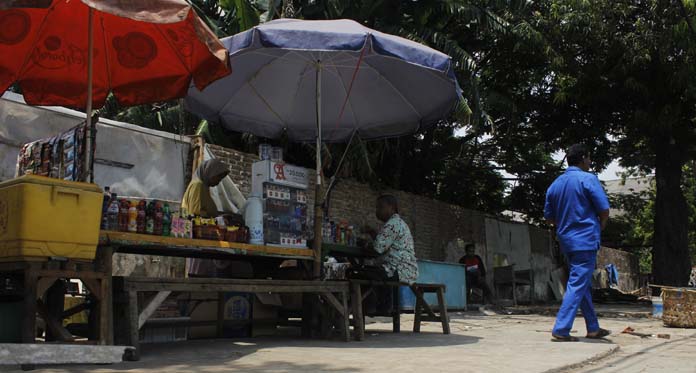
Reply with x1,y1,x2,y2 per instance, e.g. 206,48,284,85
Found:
552,250,600,337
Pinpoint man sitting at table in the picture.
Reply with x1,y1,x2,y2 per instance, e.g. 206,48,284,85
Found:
349,194,419,313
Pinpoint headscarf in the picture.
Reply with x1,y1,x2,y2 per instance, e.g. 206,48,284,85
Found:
193,159,229,186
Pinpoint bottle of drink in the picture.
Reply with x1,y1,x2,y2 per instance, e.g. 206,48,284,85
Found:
100,186,111,230
106,193,119,231
184,216,193,239
118,199,129,232
136,200,147,234
127,200,138,232
162,203,172,237
154,202,164,236
145,201,155,235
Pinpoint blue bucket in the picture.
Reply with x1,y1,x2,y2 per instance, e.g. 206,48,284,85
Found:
651,296,663,318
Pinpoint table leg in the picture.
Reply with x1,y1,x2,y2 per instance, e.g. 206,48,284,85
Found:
351,283,364,341
341,291,350,342
392,285,400,333
125,290,140,361
21,266,37,344
217,292,225,338
96,246,114,345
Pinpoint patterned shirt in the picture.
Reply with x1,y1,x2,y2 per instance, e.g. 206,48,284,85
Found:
373,214,419,283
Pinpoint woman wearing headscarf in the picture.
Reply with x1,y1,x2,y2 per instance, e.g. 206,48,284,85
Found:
182,159,229,277
181,159,229,217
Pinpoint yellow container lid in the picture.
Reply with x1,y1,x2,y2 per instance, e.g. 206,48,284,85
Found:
0,175,103,193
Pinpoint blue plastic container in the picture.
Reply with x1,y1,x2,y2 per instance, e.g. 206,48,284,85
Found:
399,260,467,311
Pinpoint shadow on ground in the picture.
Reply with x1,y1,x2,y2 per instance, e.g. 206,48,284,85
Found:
0,331,481,372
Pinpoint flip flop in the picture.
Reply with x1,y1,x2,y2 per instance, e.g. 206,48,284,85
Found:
586,328,612,339
551,335,579,342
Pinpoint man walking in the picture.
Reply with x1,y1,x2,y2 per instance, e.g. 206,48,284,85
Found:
544,144,611,342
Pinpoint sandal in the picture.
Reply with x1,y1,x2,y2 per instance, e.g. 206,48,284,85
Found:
586,328,611,339
552,335,580,342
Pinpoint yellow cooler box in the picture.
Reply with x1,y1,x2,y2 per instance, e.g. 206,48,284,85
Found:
0,175,103,261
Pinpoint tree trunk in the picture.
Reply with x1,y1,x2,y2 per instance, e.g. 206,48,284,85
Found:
652,140,692,286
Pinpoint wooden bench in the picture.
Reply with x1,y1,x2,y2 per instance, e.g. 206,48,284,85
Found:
349,280,450,341
113,277,352,360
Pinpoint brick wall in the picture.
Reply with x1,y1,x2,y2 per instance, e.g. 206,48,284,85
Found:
208,145,488,262
597,246,640,291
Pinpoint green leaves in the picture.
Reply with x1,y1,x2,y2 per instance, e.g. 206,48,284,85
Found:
223,0,261,30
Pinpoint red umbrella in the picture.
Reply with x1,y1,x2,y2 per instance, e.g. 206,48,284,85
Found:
0,0,230,107
0,0,231,180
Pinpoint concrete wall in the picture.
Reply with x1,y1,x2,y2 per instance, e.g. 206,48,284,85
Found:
597,247,640,291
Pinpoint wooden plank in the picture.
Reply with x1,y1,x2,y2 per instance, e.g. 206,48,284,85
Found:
81,278,102,300
100,231,314,259
217,292,225,338
340,291,350,342
320,292,345,317
126,290,140,361
36,299,75,342
36,277,58,298
413,292,423,333
351,283,364,341
138,291,172,329
35,269,105,280
411,286,438,319
22,266,38,344
436,287,451,334
124,282,348,294
95,246,114,345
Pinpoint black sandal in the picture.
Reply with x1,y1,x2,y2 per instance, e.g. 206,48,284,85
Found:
586,328,611,339
552,335,580,342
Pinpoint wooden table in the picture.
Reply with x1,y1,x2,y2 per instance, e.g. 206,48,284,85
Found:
98,232,358,359
0,257,111,347
113,277,351,360
100,231,315,261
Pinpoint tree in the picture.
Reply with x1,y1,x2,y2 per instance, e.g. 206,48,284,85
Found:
510,1,696,285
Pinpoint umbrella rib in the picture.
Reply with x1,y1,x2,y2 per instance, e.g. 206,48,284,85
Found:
248,80,287,126
217,49,304,126
325,64,359,138
361,57,423,121
97,15,114,96
14,3,58,86
154,24,191,74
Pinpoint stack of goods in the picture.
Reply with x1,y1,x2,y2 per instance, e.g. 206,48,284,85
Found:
262,184,308,247
191,216,249,243
101,188,250,244
100,188,184,238
16,124,89,181
322,219,358,246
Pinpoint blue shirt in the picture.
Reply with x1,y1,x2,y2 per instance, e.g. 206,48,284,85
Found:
544,167,610,253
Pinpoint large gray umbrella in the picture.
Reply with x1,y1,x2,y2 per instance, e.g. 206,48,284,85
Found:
185,19,462,275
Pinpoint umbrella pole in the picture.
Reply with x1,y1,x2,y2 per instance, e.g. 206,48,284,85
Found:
85,7,95,183
312,63,323,278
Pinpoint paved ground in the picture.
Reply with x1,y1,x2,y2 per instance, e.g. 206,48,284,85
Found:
1,306,693,373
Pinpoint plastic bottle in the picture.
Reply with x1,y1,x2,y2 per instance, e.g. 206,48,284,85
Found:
106,193,119,231
244,196,264,245
136,200,147,234
127,200,138,232
145,201,155,235
118,199,129,232
162,203,172,237
100,186,111,230
153,202,164,236
184,216,193,239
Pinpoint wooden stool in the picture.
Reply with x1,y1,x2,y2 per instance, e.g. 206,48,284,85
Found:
349,280,450,340
411,283,450,334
